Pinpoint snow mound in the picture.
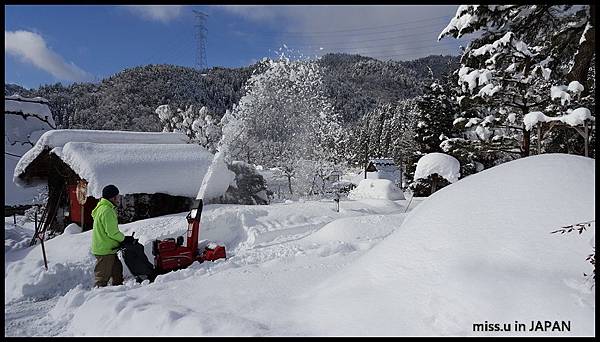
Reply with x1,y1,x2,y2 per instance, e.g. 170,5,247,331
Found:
5,230,97,303
63,223,83,235
5,222,34,252
348,179,405,200
293,154,595,336
304,214,403,246
414,152,460,183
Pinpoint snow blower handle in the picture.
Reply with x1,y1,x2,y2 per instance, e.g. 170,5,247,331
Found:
122,232,135,245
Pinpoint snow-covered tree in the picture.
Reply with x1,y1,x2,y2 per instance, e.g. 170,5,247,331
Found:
350,98,419,176
404,79,458,195
228,56,346,196
439,5,595,158
156,104,222,153
413,152,461,194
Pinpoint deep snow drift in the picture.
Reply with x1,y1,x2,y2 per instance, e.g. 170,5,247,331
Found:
292,154,595,336
348,179,405,200
4,154,594,336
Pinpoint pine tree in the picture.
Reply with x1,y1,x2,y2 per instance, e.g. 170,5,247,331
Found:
405,77,458,195
439,5,595,159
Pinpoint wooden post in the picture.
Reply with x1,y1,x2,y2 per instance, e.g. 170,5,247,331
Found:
537,123,542,155
399,155,403,189
584,121,589,158
39,232,48,271
364,146,368,179
13,213,16,225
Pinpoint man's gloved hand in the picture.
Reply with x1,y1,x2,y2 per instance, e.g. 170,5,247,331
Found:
123,235,135,245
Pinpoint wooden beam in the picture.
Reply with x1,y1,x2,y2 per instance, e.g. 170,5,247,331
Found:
573,126,586,139
584,121,589,158
537,123,542,155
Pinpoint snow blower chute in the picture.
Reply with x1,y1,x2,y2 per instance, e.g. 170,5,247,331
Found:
152,199,226,274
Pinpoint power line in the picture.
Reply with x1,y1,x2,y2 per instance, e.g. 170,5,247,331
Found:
362,47,464,60
230,21,454,47
271,14,453,35
258,28,455,49
309,39,468,54
265,19,452,39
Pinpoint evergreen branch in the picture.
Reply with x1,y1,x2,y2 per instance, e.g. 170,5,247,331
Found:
550,220,595,234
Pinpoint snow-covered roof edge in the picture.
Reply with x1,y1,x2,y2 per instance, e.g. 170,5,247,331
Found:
14,130,191,187
5,95,49,103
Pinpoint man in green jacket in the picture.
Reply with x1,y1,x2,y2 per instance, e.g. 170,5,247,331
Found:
91,184,131,287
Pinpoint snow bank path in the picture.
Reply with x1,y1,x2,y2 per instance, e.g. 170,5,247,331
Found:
5,298,64,336
5,197,418,336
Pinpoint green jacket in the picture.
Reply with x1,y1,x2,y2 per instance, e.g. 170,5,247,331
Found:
91,198,124,255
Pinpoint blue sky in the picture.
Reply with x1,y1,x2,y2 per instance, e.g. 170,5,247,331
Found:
5,5,468,89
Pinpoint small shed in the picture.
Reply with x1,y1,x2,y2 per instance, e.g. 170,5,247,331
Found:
326,170,343,183
13,129,233,233
365,158,402,186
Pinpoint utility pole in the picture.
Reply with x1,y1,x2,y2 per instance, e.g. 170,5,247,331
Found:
364,116,370,179
193,10,208,71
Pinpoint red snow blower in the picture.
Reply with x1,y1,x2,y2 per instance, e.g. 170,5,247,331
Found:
152,199,226,274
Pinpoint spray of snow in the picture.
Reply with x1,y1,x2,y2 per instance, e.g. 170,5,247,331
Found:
195,110,241,200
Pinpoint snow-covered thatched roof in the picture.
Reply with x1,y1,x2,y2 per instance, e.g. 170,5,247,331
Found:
5,96,55,205
14,129,234,199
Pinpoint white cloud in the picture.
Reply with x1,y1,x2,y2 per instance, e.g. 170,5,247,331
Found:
217,5,466,61
124,5,185,23
5,30,93,82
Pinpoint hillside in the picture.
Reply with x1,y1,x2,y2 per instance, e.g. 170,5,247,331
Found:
5,54,458,132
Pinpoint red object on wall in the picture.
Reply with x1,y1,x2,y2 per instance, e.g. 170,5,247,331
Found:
66,184,99,231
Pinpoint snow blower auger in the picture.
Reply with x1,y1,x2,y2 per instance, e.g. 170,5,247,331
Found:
152,199,226,274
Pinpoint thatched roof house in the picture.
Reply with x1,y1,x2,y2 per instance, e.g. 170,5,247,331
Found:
14,129,233,232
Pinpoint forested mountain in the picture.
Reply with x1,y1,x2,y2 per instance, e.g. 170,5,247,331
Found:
5,54,458,131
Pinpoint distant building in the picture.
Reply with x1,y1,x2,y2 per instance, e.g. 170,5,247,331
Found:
365,158,402,187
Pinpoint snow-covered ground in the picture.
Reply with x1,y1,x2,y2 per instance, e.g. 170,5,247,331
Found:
4,154,595,336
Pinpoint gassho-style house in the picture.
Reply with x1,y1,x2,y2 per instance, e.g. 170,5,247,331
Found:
13,129,232,233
